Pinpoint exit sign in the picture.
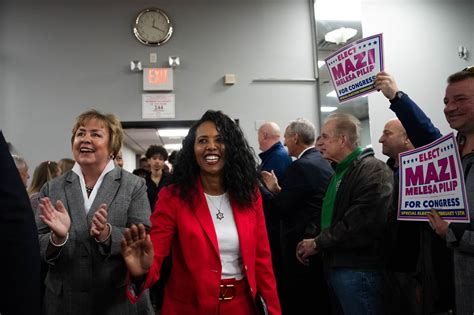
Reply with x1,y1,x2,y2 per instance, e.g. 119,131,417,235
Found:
143,68,173,91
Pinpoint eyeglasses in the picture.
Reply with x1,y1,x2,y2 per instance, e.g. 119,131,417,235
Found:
463,66,474,73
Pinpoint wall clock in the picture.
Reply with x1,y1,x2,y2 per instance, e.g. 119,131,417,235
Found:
133,8,173,46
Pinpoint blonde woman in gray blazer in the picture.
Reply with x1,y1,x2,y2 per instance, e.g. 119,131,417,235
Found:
35,110,153,315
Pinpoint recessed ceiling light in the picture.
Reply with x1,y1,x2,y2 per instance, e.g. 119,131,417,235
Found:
326,90,337,97
156,128,189,138
325,27,358,45
164,143,183,151
321,106,337,112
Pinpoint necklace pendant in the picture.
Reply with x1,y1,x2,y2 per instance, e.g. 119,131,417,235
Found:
85,185,94,195
216,210,224,220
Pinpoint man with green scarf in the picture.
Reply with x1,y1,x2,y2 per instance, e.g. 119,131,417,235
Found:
296,113,393,315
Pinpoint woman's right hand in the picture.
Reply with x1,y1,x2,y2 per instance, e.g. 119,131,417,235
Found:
121,224,154,279
39,197,71,239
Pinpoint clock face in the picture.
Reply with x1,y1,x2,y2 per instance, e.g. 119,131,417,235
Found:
134,9,173,46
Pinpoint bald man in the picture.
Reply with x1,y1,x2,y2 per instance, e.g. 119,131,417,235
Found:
376,72,453,315
257,121,292,303
379,119,414,167
258,122,292,180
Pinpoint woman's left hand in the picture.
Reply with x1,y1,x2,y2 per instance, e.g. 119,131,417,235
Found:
90,203,110,242
427,208,450,239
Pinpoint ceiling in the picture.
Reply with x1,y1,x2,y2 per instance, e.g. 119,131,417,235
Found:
122,121,195,155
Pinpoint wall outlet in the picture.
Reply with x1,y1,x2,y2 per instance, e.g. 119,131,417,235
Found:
224,74,236,85
150,53,157,63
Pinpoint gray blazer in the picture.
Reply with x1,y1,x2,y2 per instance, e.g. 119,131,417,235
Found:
35,167,153,315
447,154,474,315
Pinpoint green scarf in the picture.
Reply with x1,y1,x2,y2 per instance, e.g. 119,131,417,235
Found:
321,147,363,230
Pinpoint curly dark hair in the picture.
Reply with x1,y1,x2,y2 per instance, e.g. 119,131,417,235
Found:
145,145,168,160
171,110,259,208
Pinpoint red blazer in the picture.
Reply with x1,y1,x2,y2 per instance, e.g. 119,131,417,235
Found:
128,179,281,315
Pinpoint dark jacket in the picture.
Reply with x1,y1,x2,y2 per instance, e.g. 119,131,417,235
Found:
257,140,292,281
266,147,334,267
276,148,334,245
269,147,333,314
259,141,293,182
386,93,444,273
145,171,172,212
391,92,456,314
258,141,292,201
316,147,394,269
0,131,41,315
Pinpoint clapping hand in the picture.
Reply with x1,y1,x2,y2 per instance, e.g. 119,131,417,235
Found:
90,204,110,243
39,197,71,242
261,170,280,193
121,224,154,279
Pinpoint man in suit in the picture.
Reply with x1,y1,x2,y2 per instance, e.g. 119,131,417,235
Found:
262,118,333,314
0,130,41,315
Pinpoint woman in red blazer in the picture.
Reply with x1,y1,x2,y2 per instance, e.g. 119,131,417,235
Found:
122,110,281,315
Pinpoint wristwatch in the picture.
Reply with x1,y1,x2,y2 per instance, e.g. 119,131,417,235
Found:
390,91,405,103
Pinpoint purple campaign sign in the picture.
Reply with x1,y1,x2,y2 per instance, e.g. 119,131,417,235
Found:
325,33,384,103
398,133,469,222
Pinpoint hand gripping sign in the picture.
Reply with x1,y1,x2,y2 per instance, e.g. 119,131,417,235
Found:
398,133,470,222
325,33,384,103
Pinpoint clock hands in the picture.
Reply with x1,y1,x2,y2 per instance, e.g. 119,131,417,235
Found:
152,18,166,33
134,9,173,45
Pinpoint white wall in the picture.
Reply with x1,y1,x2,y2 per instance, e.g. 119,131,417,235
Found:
121,144,136,173
360,118,370,147
0,1,6,130
362,0,474,160
0,0,318,171
3,0,472,170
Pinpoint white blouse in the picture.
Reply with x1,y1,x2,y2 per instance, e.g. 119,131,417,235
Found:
72,160,115,214
205,192,244,280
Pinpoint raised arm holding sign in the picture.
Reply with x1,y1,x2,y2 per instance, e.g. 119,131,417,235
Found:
377,68,474,315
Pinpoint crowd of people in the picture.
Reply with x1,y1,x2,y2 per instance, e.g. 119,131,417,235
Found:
1,67,474,315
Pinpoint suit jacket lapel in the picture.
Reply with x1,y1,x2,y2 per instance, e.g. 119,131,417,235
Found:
86,167,121,223
192,179,220,258
65,172,89,238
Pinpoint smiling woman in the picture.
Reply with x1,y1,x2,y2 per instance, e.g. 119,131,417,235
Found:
194,121,226,180
34,109,153,315
121,110,282,314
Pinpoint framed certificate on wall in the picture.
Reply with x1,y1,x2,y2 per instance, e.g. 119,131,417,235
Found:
142,93,175,118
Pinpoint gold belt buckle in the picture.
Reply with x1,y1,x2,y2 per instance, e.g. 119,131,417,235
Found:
219,284,236,301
